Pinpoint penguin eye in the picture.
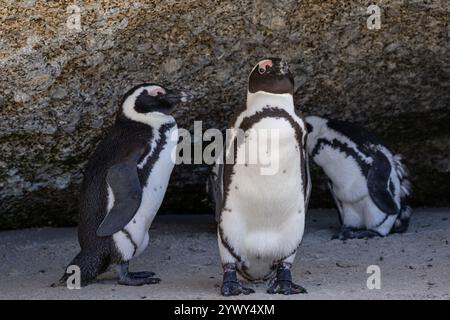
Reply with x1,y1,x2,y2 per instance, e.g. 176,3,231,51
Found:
259,68,265,74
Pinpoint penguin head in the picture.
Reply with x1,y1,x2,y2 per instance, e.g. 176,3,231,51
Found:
118,83,193,125
248,58,294,95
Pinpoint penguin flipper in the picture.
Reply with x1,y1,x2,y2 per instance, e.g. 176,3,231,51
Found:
304,151,312,211
210,162,224,223
367,151,399,215
97,149,144,237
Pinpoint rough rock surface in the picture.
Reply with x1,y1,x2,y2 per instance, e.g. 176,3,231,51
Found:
0,0,449,229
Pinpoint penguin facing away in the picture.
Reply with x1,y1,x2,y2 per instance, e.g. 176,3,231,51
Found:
56,83,193,286
305,115,412,240
212,58,311,296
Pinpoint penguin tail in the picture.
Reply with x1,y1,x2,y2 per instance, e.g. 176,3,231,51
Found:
52,250,110,287
392,203,412,234
391,154,412,234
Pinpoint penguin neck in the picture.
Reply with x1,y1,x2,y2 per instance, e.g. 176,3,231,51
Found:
145,112,176,129
246,91,294,114
117,111,176,129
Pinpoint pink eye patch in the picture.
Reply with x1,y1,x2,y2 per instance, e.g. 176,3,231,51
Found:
258,60,273,73
148,88,166,96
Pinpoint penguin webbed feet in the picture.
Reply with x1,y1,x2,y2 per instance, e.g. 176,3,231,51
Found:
50,278,67,288
127,271,156,278
267,264,307,295
332,226,382,240
117,262,160,286
221,264,255,296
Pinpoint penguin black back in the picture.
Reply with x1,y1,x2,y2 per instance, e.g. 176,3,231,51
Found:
305,115,412,239
77,122,152,251
326,118,387,152
56,83,193,286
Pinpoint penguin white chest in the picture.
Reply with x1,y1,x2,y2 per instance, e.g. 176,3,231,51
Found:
223,118,306,271
314,143,369,203
233,119,304,213
113,126,177,261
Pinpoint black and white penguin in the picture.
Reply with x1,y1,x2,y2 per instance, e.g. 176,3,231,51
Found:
305,115,412,239
56,83,193,286
211,58,311,296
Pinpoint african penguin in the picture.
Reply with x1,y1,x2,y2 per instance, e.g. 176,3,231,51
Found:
211,58,311,296
305,115,412,240
55,83,193,286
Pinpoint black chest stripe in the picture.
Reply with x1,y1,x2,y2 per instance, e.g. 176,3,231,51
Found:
240,107,307,201
219,108,306,267
137,122,176,185
223,107,307,212
311,138,371,176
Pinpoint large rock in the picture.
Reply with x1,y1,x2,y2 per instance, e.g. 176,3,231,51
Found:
0,0,449,229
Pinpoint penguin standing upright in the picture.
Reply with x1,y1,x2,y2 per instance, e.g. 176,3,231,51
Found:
56,83,193,286
305,115,412,239
212,58,311,296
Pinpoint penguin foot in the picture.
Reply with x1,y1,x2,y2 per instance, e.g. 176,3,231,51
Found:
332,227,382,240
50,278,66,288
117,262,160,286
221,279,255,297
220,265,254,296
128,271,156,278
267,280,307,295
118,275,161,286
267,263,307,295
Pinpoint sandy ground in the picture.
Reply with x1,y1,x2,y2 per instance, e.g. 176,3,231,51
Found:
0,208,449,300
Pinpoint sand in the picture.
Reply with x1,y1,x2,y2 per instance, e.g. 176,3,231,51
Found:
0,208,449,300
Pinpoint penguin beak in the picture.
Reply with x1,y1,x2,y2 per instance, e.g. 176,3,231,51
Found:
163,89,194,104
